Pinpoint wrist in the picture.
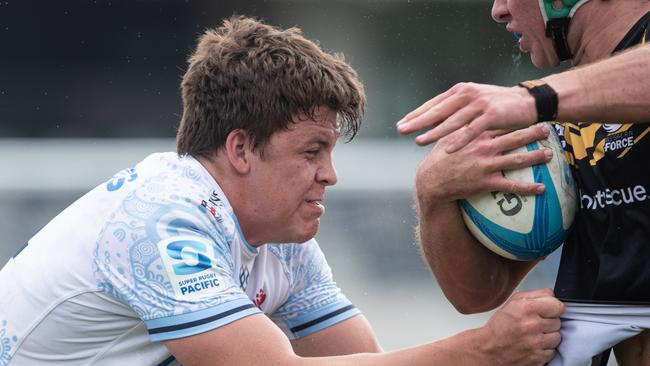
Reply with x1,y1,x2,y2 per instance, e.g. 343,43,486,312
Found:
470,325,503,364
459,327,500,364
518,79,559,122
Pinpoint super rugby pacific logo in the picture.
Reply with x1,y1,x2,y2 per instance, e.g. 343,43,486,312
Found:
157,236,221,298
165,240,213,275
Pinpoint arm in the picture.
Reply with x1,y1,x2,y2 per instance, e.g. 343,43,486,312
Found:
166,289,563,366
413,125,549,312
397,44,650,151
546,44,650,123
291,314,382,356
415,188,537,313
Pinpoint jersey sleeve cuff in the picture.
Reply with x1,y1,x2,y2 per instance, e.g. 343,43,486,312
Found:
284,300,360,339
145,297,262,342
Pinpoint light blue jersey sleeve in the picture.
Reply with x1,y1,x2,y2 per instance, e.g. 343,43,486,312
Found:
268,239,360,339
93,163,261,342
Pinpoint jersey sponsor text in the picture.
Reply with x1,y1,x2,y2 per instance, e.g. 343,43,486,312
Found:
580,184,647,210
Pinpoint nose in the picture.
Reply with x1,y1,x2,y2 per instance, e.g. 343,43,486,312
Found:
491,0,510,23
317,155,338,186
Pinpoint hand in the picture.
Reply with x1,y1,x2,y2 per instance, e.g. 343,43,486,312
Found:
415,124,552,207
396,82,537,153
480,288,564,366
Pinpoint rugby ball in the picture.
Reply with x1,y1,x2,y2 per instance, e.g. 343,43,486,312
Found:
459,123,577,261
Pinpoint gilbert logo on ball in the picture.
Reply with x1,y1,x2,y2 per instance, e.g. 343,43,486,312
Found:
459,123,577,261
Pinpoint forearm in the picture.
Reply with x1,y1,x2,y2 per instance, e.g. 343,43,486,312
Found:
296,328,492,366
544,44,650,123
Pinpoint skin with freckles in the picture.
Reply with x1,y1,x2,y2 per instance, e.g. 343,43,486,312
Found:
204,107,340,247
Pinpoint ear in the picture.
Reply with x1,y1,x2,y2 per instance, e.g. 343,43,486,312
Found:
224,129,253,174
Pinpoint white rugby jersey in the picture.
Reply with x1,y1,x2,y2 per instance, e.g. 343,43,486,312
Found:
0,152,359,366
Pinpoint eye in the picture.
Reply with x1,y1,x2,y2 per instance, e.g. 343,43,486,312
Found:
304,149,320,158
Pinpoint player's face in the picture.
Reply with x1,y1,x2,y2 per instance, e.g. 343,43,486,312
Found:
492,0,560,68
245,107,339,245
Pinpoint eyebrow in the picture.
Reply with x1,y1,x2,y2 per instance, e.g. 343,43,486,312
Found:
305,135,335,149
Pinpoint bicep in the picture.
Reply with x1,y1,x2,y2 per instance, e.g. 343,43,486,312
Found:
417,199,537,313
165,313,298,366
290,314,381,357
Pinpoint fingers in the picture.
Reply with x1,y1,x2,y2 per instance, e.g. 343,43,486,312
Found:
401,98,470,145
537,348,559,364
527,296,565,319
491,146,552,171
486,147,551,194
396,89,455,134
512,288,555,300
415,107,483,145
493,124,550,152
443,114,493,153
484,128,511,139
413,105,482,146
480,127,553,195
540,317,562,334
486,174,546,195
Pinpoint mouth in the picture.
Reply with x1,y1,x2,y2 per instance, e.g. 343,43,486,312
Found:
307,199,323,207
509,31,528,52
306,199,325,214
505,25,521,37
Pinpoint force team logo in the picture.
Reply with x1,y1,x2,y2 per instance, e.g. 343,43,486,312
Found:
157,236,221,299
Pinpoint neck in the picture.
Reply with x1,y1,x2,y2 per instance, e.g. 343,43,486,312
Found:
198,155,264,247
568,1,650,65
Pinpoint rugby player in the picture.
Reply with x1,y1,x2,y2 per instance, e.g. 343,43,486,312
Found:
398,1,650,365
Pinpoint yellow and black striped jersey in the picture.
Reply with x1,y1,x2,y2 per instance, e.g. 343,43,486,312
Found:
553,12,650,304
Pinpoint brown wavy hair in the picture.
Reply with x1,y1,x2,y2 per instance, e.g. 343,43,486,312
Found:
176,16,365,158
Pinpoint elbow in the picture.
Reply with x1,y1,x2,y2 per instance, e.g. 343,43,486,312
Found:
452,299,501,315
441,285,510,315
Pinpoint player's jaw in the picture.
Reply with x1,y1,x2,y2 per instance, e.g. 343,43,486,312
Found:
294,192,326,240
506,26,559,68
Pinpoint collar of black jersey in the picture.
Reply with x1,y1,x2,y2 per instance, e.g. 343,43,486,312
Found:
613,11,650,52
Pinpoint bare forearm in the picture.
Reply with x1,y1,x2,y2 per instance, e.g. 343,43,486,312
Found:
296,328,491,366
545,44,650,122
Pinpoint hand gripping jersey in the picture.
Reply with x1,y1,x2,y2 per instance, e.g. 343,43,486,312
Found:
0,152,359,366
553,12,650,304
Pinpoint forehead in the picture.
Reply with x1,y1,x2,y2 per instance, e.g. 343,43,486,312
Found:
284,107,340,141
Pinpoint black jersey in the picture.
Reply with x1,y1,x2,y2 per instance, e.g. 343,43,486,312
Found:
553,12,650,304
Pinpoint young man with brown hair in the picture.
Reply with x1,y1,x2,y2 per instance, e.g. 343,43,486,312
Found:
0,16,563,365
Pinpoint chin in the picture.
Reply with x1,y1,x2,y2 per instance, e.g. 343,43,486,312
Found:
532,56,559,68
531,48,560,68
294,221,320,243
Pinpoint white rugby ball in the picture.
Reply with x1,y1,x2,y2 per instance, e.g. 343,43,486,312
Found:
459,123,577,261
